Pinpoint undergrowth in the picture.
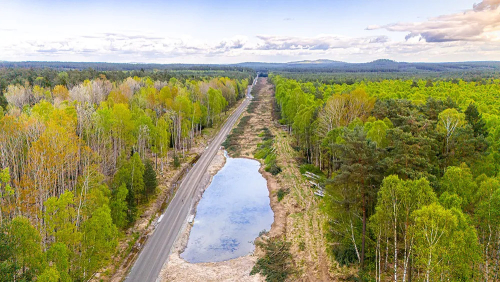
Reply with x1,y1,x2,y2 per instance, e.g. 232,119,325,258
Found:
250,237,294,282
255,138,282,175
222,115,251,155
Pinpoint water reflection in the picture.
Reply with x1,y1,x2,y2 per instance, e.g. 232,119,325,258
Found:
181,155,274,263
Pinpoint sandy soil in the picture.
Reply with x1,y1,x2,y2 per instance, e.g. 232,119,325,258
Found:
158,150,265,282
155,78,336,282
255,78,335,281
158,79,291,281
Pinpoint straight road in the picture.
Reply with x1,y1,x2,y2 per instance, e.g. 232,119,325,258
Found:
125,76,257,282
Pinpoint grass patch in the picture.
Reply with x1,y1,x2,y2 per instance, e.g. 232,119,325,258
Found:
254,128,282,175
247,99,258,113
255,139,282,175
299,164,325,178
222,115,251,154
299,241,306,252
277,188,290,202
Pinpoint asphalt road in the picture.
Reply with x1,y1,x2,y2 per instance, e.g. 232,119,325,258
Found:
125,77,257,282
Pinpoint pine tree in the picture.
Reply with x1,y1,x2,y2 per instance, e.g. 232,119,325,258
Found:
465,103,487,137
333,126,384,270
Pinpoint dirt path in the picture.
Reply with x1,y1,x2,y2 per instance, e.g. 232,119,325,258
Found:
259,78,333,281
158,78,289,281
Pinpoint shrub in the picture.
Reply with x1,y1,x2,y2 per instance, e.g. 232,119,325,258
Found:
250,237,293,282
173,155,181,168
277,188,289,202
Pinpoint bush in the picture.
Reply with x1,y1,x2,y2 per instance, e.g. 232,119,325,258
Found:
299,164,324,176
276,188,289,202
332,241,358,266
266,163,282,175
173,155,181,168
264,154,281,175
250,237,293,282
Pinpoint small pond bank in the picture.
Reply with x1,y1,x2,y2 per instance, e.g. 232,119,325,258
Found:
181,152,274,263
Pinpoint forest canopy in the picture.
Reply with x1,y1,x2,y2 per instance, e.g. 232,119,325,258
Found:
271,73,500,281
0,68,253,281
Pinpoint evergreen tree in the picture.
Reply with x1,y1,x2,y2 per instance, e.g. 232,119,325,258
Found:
143,159,157,199
465,103,487,137
332,126,384,270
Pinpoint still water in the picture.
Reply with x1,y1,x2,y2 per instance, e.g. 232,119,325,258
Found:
180,155,274,263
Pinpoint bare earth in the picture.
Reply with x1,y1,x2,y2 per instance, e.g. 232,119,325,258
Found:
159,79,290,281
159,149,265,282
159,78,337,281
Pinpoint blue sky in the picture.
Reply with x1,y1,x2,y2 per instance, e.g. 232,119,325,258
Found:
1,0,499,63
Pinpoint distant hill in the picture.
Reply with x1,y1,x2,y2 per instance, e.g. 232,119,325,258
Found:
287,59,345,65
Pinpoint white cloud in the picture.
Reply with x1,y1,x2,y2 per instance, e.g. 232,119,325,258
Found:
0,32,252,62
2,2,500,64
253,35,389,51
371,0,500,42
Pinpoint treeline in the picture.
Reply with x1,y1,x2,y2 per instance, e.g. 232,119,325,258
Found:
0,67,255,102
0,73,250,281
0,61,254,72
238,60,500,74
272,71,500,85
271,74,500,281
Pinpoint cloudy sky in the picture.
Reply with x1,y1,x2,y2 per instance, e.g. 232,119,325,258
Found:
1,0,499,63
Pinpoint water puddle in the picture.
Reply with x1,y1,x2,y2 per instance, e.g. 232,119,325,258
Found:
180,154,274,263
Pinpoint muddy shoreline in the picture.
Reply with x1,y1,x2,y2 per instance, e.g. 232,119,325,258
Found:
158,149,286,282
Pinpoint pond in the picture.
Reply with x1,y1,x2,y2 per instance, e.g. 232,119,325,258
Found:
180,154,274,263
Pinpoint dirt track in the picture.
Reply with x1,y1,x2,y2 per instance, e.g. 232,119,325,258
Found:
159,78,335,281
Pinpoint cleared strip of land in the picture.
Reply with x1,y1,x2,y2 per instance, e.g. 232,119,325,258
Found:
124,82,255,282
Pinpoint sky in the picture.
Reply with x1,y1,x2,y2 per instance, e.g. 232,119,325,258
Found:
0,0,499,63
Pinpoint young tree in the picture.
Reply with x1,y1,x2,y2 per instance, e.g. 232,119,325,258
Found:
370,176,436,282
38,267,60,282
81,205,117,280
10,217,44,280
474,177,500,280
46,243,70,282
110,183,128,229
365,120,389,149
438,108,465,160
44,192,80,247
412,203,457,282
440,163,477,213
0,222,17,281
0,168,13,224
143,159,157,199
113,153,144,222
